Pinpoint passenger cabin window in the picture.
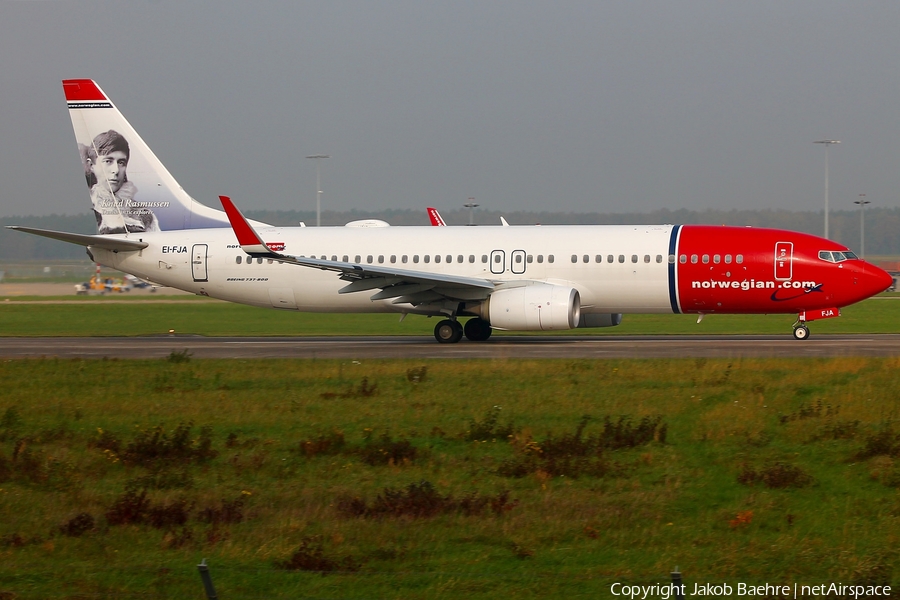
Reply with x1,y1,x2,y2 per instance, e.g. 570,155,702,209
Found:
457,255,464,263
236,256,242,264
435,255,441,264
390,255,396,264
702,254,709,264
724,254,732,264
481,255,488,263
583,255,589,263
736,255,744,264
656,255,663,263
607,255,614,263
402,255,408,263
571,255,578,263
378,255,384,264
367,255,373,264
631,255,638,263
548,255,555,263
516,254,523,264
493,255,501,263
413,255,419,263
537,255,544,263
469,255,475,263
331,255,337,262
527,255,534,263
355,255,361,263
691,255,698,264
595,255,602,263
424,255,430,263
713,255,720,264
447,255,453,263
644,255,651,263
618,255,625,263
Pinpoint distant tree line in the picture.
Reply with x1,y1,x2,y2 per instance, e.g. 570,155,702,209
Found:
1,207,898,260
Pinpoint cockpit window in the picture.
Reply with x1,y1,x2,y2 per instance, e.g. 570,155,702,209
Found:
819,250,858,263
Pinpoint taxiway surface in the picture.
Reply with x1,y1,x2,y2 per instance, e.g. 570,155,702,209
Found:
2,334,899,359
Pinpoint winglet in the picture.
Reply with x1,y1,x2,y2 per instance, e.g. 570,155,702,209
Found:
219,196,276,256
427,207,446,226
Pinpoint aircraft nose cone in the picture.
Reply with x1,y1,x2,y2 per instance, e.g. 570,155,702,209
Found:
863,263,894,296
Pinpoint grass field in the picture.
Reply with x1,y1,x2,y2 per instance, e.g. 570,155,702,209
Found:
0,295,899,337
1,357,899,598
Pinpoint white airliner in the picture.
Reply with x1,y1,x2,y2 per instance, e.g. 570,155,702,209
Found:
8,80,893,343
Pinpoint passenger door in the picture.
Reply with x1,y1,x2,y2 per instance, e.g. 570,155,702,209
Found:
191,244,208,282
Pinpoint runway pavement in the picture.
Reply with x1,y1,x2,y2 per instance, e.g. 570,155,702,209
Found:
2,334,900,359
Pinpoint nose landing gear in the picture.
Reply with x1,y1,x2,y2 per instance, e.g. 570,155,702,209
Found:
791,307,840,340
792,323,810,340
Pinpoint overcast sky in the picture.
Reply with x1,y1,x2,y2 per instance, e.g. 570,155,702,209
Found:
2,1,900,219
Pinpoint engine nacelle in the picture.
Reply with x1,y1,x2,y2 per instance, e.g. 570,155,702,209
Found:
578,313,623,328
481,284,581,331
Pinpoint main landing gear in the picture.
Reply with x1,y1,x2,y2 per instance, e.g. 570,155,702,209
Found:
434,319,463,344
464,317,492,342
433,318,493,343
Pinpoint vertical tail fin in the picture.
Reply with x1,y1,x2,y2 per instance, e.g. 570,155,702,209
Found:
427,207,446,226
63,79,232,234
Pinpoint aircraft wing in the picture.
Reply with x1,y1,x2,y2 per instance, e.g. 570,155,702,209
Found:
220,196,495,304
6,226,149,252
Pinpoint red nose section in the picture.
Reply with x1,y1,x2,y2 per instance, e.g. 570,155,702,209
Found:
866,264,895,296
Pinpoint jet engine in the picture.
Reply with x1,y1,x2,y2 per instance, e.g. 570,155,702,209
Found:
479,284,581,331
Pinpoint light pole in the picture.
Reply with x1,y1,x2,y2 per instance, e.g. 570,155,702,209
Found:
854,194,870,258
813,140,840,238
306,155,330,227
464,198,479,226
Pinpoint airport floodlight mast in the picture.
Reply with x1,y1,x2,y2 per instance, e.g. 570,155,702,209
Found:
854,194,870,258
306,155,330,227
464,198,479,226
813,140,840,239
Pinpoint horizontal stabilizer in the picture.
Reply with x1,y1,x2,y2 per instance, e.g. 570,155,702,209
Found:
6,226,148,252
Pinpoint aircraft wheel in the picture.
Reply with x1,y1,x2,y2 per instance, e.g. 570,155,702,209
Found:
792,325,810,340
434,319,463,344
464,318,492,342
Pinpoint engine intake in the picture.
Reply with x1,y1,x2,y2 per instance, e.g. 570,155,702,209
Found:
481,284,581,331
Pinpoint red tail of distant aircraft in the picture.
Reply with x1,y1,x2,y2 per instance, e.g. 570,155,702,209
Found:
8,79,894,343
427,207,446,226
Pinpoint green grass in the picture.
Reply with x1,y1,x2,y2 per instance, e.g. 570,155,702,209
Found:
0,357,898,598
0,296,899,337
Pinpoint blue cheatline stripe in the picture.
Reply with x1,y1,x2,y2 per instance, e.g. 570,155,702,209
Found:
667,225,681,314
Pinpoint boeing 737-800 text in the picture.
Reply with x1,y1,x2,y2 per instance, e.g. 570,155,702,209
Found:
8,80,893,343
